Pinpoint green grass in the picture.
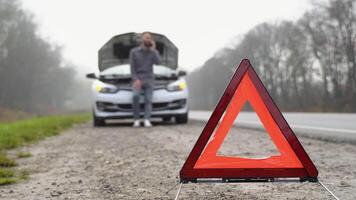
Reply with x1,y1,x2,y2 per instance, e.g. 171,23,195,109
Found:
0,113,90,185
0,168,15,177
0,153,17,167
17,170,29,180
0,168,17,185
0,114,90,151
0,168,29,185
17,152,32,158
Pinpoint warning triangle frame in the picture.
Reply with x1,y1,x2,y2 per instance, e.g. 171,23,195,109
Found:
180,59,318,183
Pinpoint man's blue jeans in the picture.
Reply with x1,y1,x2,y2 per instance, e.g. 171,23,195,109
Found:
132,80,153,120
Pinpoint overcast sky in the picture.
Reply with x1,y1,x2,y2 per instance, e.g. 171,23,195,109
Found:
21,0,311,75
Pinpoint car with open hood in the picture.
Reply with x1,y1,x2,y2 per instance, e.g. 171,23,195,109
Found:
86,32,188,126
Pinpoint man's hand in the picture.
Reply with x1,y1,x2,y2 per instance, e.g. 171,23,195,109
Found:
133,79,142,90
150,40,156,51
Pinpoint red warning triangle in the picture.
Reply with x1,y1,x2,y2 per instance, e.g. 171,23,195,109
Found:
180,59,318,182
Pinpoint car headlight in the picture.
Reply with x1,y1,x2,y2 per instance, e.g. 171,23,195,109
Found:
167,80,187,92
95,84,118,93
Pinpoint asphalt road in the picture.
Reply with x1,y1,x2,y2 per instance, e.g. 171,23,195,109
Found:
189,111,356,143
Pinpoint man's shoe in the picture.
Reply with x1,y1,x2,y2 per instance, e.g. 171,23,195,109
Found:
144,119,152,127
133,120,140,128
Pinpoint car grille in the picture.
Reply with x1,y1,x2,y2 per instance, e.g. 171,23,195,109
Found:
96,99,186,112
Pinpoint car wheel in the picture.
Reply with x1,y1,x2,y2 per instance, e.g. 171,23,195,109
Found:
175,113,188,124
93,113,106,127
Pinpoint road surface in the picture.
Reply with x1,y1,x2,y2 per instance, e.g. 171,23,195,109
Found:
1,120,355,199
190,111,356,143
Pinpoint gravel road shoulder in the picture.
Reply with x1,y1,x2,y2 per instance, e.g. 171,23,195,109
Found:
0,120,355,199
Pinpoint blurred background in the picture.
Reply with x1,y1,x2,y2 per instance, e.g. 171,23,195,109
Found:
0,0,355,120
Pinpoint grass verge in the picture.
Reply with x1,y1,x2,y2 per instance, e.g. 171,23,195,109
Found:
0,168,17,185
0,113,90,185
17,152,32,158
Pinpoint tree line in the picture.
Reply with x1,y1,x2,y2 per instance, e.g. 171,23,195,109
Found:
0,0,89,113
187,0,356,112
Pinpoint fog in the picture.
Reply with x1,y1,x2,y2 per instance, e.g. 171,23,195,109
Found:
21,0,311,74
1,0,355,114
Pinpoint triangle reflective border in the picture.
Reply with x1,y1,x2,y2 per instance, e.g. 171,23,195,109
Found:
180,59,318,183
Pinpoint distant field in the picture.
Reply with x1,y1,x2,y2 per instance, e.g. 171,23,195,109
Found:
0,113,91,185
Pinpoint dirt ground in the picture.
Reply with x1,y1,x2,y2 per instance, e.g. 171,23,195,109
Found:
0,120,355,200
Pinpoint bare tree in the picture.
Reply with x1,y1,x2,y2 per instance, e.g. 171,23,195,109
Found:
187,0,356,112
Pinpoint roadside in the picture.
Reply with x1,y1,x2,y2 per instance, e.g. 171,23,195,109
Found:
0,114,90,185
0,120,355,199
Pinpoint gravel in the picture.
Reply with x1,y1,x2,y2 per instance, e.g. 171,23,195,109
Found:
0,120,355,199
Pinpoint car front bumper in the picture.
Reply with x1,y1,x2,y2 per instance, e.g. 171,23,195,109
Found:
92,88,188,119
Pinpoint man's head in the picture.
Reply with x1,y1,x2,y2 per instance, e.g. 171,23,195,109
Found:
141,31,153,48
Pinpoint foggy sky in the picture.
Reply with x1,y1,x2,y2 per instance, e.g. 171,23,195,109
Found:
22,0,311,75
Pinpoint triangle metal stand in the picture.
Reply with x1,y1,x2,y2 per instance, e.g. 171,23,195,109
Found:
174,178,340,200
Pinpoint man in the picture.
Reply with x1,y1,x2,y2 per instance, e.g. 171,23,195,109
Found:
130,32,161,127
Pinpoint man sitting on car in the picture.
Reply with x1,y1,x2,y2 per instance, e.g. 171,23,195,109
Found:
130,31,161,127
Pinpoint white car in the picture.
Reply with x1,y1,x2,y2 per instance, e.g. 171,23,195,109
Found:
86,32,189,126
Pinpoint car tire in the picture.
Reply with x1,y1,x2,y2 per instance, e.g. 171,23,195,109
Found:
93,113,106,127
175,113,188,124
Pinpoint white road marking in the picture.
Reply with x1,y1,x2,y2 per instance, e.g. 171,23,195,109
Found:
235,120,356,134
189,113,356,135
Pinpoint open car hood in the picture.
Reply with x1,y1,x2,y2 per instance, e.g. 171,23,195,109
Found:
98,32,178,72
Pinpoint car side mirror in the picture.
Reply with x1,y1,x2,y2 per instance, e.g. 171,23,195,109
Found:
178,70,187,77
86,73,97,79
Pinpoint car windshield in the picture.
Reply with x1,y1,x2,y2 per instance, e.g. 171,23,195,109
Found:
100,64,175,77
